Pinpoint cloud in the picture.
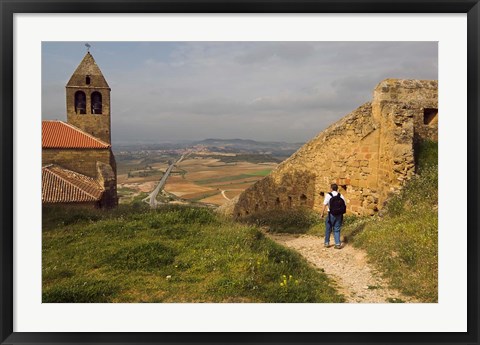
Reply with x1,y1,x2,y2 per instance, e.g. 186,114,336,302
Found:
236,42,316,64
42,41,438,143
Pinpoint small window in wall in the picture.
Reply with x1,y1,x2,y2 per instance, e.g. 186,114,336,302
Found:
423,108,438,125
74,91,86,114
91,91,102,114
340,185,347,192
86,75,91,85
300,194,307,205
288,196,292,207
275,197,281,206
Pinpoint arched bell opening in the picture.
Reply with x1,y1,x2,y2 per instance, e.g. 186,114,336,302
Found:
74,91,86,114
91,91,103,114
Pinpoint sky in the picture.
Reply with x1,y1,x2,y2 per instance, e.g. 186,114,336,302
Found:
42,42,437,144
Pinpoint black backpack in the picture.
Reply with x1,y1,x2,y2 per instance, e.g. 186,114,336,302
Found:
329,192,346,216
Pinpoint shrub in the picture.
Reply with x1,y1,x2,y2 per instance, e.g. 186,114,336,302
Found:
384,164,437,218
415,139,438,173
241,208,320,233
145,205,218,226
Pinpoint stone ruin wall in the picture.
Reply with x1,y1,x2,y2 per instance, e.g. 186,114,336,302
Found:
234,79,438,217
96,161,118,208
373,79,438,206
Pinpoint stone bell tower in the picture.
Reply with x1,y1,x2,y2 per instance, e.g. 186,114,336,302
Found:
66,52,111,144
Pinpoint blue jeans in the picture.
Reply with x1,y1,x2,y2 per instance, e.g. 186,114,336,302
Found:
325,213,342,246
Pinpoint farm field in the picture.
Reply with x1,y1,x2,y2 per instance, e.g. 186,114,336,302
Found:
117,154,277,206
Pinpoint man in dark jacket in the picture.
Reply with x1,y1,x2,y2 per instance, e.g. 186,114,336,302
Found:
321,183,346,249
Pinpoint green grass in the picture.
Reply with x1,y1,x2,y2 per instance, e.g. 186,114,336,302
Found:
127,169,164,178
189,190,222,202
194,170,272,185
246,169,272,176
191,154,280,164
43,204,344,303
342,139,438,302
117,187,136,195
195,174,254,185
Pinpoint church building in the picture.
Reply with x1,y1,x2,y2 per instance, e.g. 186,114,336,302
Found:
42,52,118,208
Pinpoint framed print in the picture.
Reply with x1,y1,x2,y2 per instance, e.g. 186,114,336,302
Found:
1,1,479,344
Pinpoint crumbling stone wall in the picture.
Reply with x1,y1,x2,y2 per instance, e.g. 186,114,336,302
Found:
373,79,438,206
96,161,118,208
234,79,438,217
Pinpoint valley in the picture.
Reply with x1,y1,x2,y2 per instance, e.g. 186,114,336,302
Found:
115,139,301,206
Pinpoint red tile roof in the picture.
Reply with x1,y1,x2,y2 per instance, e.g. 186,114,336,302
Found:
42,121,110,149
42,165,104,203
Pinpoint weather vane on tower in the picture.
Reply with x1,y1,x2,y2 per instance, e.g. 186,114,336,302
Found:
85,43,91,52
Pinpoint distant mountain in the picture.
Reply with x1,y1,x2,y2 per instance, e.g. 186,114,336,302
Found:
193,138,303,157
114,138,304,158
197,138,259,146
114,141,192,151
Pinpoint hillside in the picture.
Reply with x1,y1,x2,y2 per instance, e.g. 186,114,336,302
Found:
42,205,343,303
42,141,437,303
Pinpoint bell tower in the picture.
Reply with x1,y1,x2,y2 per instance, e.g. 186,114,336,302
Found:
66,52,111,144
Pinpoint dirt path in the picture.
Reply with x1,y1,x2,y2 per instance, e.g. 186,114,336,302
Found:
266,232,417,303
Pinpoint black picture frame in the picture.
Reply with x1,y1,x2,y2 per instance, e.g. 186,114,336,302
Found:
1,1,479,344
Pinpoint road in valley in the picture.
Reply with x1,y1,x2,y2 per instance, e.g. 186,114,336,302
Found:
221,190,230,201
143,152,188,208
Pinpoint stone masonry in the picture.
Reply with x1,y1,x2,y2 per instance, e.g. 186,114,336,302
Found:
66,52,112,144
42,148,115,180
234,79,438,217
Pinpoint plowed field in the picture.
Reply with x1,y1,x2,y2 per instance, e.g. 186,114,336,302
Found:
118,157,277,206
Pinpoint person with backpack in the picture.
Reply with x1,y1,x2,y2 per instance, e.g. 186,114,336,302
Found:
321,183,347,249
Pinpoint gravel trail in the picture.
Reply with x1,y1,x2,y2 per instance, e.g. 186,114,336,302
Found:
266,232,417,303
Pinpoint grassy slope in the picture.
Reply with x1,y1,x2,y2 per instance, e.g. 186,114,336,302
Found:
43,205,344,303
